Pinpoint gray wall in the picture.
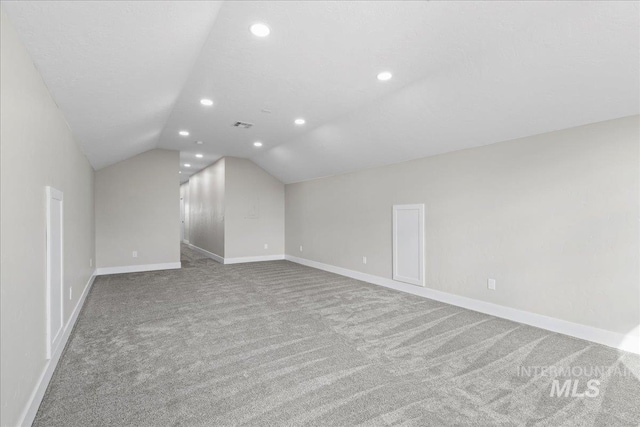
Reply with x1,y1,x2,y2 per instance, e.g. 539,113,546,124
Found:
188,158,226,257
285,116,639,336
95,149,180,268
0,9,96,426
224,157,285,258
186,157,285,260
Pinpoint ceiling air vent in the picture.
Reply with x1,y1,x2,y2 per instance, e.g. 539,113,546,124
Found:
232,121,253,129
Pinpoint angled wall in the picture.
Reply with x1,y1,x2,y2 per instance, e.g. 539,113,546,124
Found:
0,9,96,426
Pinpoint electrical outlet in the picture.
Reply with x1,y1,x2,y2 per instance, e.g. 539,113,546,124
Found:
300,245,303,252
132,251,138,258
487,278,496,290
264,243,268,249
69,287,73,300
362,256,367,264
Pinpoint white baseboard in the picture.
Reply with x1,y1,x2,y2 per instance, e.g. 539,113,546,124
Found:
182,239,190,244
186,243,284,265
284,255,639,355
185,243,224,263
95,262,181,275
19,271,96,427
224,255,285,264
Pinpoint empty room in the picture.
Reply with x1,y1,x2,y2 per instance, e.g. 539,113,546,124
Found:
1,1,638,426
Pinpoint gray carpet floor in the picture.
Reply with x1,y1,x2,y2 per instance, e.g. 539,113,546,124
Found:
34,244,639,426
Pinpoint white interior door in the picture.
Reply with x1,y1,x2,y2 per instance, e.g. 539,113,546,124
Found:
393,204,425,286
180,197,185,241
46,186,64,359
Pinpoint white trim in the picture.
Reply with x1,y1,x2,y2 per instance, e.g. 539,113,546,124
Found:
185,243,284,264
224,254,285,264
95,262,181,275
185,243,224,263
19,271,96,427
392,204,425,286
45,186,65,359
284,255,639,355
182,239,190,244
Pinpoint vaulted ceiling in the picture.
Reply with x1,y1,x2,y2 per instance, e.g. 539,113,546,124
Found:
3,1,639,183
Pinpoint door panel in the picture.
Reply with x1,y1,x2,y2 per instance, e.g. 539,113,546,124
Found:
393,204,424,286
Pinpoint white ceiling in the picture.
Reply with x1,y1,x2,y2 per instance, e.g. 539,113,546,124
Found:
3,1,639,184
2,1,223,170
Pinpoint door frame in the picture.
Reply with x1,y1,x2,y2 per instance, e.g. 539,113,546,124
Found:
180,196,185,241
392,204,425,287
46,186,64,359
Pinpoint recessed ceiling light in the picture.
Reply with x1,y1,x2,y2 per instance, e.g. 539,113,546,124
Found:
179,171,182,174
179,130,189,136
377,71,392,81
195,140,203,145
200,98,213,106
294,118,305,125
195,154,203,158
184,163,191,167
253,141,263,147
250,23,270,37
